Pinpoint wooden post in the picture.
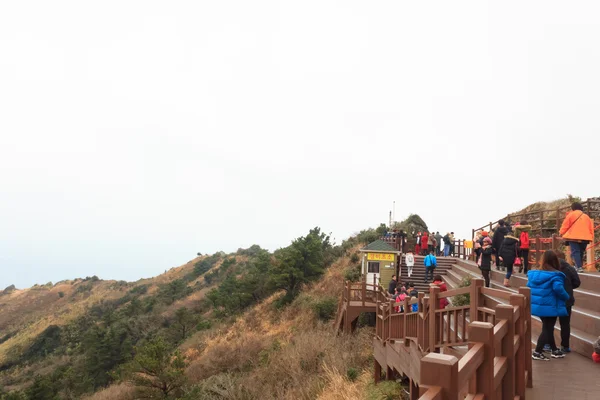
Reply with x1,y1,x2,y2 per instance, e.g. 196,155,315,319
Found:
469,322,495,400
386,366,394,381
510,294,526,399
374,359,382,384
586,219,595,271
420,353,459,400
518,287,533,388
469,279,484,325
429,285,440,352
362,279,366,307
496,305,515,400
535,235,542,267
410,378,419,400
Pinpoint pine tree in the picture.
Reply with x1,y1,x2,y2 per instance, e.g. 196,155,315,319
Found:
126,337,187,398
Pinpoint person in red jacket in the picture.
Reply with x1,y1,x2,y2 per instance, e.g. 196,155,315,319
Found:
432,275,449,309
421,231,429,256
414,232,422,255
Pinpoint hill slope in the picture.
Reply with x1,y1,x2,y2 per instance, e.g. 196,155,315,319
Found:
0,227,394,400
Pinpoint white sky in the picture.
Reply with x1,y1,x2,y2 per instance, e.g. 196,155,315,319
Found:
1,1,599,288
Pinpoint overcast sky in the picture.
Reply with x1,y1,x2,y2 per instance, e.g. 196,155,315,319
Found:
1,1,599,288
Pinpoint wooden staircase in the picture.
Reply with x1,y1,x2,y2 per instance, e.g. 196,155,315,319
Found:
444,258,600,358
372,277,533,399
333,279,379,334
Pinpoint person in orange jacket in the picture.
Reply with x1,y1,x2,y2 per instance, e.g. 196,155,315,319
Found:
559,202,594,272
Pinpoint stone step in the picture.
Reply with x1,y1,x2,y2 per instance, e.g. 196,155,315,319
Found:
456,260,600,315
448,262,597,357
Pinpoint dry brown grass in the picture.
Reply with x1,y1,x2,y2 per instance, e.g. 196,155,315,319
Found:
317,365,370,400
182,246,373,399
81,383,136,400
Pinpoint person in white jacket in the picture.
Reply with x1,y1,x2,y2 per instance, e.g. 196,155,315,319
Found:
405,252,415,278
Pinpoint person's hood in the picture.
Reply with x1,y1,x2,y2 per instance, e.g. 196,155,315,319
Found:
527,269,565,286
503,235,519,244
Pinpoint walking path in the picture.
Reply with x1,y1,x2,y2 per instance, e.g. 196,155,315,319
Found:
527,352,600,399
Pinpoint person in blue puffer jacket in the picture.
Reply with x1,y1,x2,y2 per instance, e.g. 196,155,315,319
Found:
527,250,570,361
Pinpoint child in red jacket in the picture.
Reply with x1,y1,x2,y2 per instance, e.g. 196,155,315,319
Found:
432,275,450,309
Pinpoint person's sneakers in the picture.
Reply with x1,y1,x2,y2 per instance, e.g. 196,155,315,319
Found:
532,352,549,361
551,350,565,358
560,347,571,353
576,267,584,273
543,344,552,353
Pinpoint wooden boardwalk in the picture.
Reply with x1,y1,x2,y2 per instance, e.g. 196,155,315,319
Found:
527,352,600,400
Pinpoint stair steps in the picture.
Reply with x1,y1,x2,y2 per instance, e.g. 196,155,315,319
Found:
447,259,600,357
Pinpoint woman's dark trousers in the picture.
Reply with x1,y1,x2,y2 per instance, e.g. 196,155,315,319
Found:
535,316,558,352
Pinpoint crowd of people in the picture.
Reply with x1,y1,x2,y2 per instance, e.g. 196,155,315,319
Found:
382,202,599,363
473,202,598,362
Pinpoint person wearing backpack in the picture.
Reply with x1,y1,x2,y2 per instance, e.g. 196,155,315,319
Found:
514,221,532,274
559,202,594,272
424,250,437,283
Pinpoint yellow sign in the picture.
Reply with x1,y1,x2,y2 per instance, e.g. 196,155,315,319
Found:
464,240,473,249
367,252,394,261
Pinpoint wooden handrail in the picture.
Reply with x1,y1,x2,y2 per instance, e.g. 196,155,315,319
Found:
370,277,532,400
438,286,471,299
457,343,484,385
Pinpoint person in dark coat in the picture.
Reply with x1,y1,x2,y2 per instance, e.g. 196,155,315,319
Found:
388,275,398,295
492,219,510,271
554,250,581,353
479,237,493,287
499,234,519,287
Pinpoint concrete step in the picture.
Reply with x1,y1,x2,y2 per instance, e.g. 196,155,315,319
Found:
449,262,597,357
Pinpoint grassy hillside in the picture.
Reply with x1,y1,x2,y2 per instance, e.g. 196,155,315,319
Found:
0,227,396,400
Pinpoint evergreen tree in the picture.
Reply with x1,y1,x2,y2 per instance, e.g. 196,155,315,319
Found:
171,307,197,342
125,337,187,399
269,227,331,302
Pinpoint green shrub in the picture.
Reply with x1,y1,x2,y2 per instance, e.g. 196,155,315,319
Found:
350,253,360,263
58,292,65,298
347,367,359,382
196,318,212,331
343,265,361,282
452,275,472,307
311,297,338,321
366,380,403,400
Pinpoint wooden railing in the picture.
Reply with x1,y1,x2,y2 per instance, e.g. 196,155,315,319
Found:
379,236,473,260
342,275,379,306
472,197,600,238
374,279,532,400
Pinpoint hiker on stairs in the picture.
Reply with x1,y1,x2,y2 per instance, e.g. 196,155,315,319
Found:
559,202,594,272
405,252,415,278
498,234,519,287
478,237,493,288
492,219,510,271
424,250,437,283
528,250,570,361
